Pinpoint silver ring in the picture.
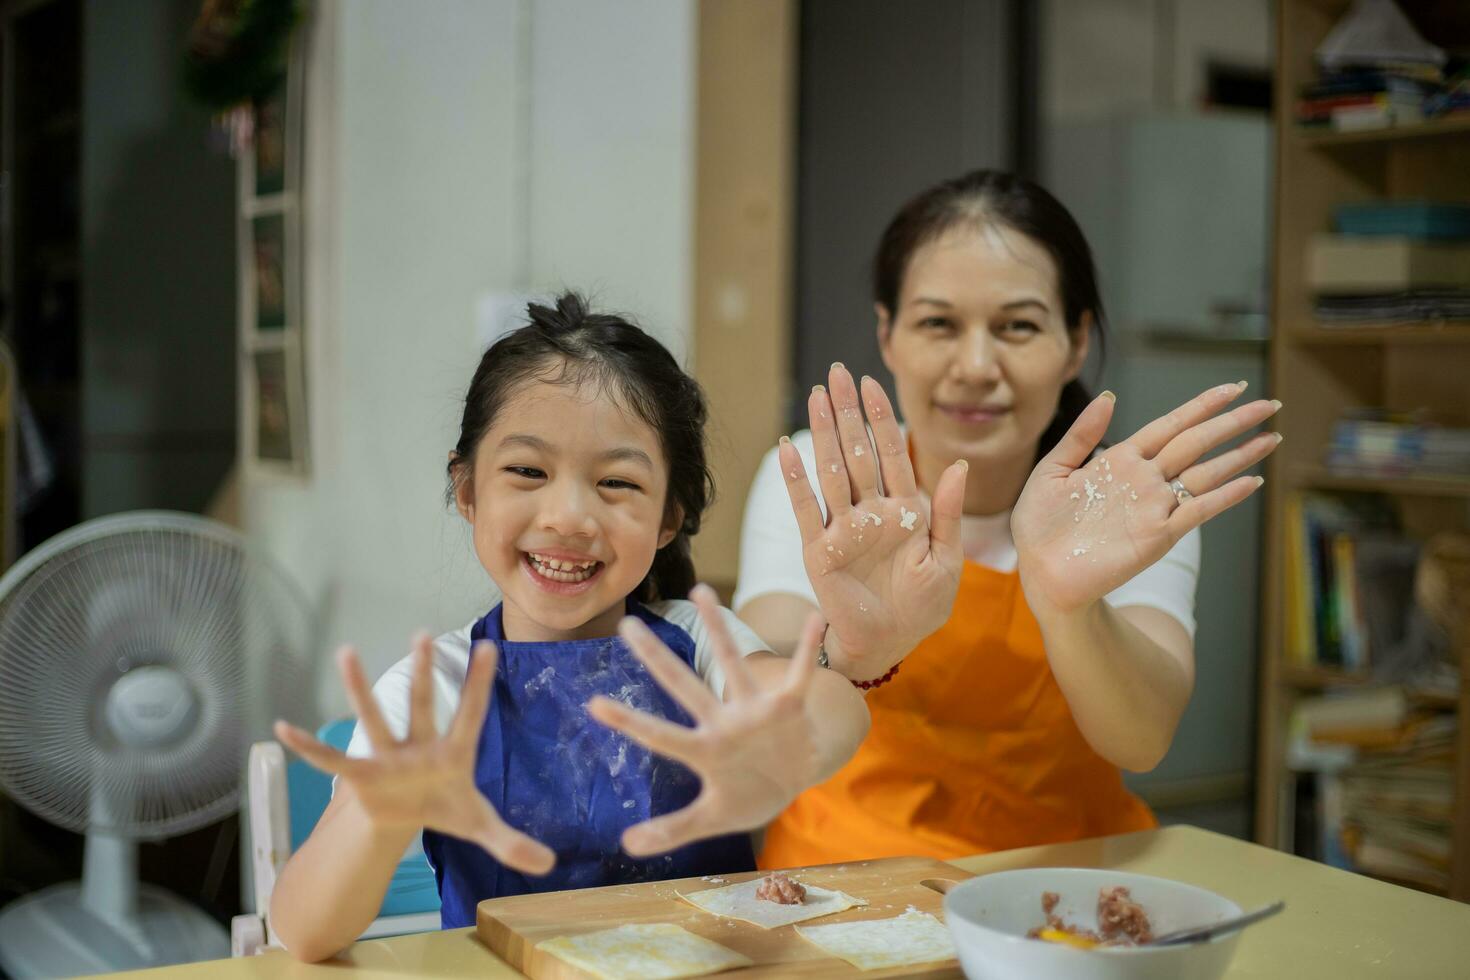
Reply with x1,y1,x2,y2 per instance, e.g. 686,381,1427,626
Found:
1170,479,1193,504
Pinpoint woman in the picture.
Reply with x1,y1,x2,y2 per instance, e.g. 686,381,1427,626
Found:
735,170,1281,864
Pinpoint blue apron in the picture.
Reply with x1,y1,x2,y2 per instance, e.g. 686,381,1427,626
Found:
422,600,756,927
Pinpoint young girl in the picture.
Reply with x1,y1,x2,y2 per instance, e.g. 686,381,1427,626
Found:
269,293,870,961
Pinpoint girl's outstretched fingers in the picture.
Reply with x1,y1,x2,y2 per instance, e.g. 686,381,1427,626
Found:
448,641,498,748
337,646,396,750
783,612,824,695
689,584,757,700
277,631,560,879
618,615,720,723
621,797,712,856
273,720,361,778
470,796,557,875
585,695,700,764
406,632,437,742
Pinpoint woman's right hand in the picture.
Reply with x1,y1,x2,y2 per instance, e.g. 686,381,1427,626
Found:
780,364,968,681
274,635,555,875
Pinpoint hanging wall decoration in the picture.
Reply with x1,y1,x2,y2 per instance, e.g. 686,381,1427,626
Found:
201,0,309,472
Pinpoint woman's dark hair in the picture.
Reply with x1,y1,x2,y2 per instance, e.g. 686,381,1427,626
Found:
872,169,1106,462
447,292,711,603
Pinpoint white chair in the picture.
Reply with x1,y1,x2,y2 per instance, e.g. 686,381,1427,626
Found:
231,724,441,956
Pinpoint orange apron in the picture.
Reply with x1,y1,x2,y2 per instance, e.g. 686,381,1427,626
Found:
759,559,1155,867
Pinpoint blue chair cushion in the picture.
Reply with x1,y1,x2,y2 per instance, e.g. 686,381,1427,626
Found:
281,719,441,917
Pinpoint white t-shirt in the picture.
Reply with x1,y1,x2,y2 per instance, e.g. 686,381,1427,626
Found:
343,600,768,761
733,429,1200,637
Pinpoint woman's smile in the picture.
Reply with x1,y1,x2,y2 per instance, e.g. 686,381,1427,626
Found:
935,400,1010,425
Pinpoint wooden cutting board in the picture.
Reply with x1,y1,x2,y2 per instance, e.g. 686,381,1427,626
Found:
476,855,972,978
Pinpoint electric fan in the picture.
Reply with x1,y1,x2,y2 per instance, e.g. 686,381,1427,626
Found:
0,511,318,978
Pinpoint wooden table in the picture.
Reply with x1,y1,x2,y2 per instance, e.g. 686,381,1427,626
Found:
104,826,1470,979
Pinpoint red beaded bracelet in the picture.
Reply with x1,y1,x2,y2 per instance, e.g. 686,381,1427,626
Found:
852,661,900,691
817,626,902,690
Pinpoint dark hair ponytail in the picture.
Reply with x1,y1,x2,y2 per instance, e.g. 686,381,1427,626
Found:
447,292,711,603
872,169,1106,462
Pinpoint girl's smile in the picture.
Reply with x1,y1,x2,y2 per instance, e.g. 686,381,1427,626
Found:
522,549,604,590
454,378,678,643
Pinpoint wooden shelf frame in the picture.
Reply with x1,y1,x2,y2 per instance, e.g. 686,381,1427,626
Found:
1296,113,1470,148
1281,665,1459,710
1291,466,1470,498
1287,320,1470,345
1256,0,1470,904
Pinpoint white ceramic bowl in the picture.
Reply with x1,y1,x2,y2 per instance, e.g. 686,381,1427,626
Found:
943,867,1244,980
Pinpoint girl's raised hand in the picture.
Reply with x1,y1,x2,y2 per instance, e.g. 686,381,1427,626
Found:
274,635,555,875
1012,383,1281,619
781,363,968,680
586,585,827,857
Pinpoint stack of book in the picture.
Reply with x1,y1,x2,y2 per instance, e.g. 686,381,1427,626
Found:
1326,409,1470,479
1289,689,1456,894
1309,202,1470,326
1284,492,1407,672
1296,66,1438,131
1341,723,1456,894
1424,59,1470,120
1300,0,1465,134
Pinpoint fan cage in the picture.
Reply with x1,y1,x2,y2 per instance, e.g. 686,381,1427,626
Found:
0,512,317,838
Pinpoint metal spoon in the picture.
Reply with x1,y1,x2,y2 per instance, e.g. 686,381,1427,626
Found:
1146,900,1285,947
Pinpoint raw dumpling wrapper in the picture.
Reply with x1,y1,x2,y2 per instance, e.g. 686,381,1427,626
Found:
678,875,867,929
796,908,955,971
537,922,752,980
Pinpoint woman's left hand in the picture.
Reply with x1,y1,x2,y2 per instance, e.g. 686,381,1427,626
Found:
1013,382,1281,618
586,586,825,857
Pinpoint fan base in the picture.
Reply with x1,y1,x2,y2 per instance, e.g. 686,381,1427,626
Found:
0,881,228,978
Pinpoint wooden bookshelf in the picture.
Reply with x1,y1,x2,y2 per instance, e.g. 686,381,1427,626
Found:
1291,465,1470,498
1296,112,1470,147
1288,319,1470,345
1256,0,1470,903
1282,665,1459,710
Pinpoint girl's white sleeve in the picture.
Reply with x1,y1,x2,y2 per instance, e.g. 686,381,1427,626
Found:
341,631,469,761
649,600,769,701
732,431,821,612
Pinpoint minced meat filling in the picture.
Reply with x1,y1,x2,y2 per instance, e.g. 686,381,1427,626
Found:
754,873,806,905
1027,886,1154,947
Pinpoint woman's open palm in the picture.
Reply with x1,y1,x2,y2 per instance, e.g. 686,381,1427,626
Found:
779,364,968,680
1014,383,1281,617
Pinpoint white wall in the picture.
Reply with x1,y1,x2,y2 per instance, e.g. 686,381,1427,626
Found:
241,0,696,715
527,0,695,359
